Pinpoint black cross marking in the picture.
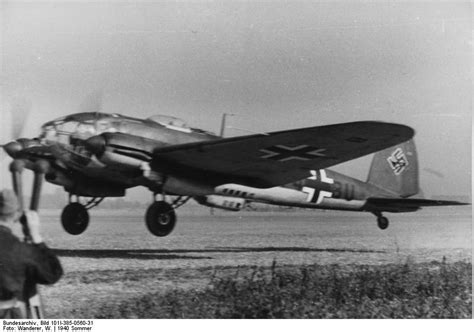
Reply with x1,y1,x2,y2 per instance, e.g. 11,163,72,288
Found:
259,145,327,162
303,170,334,203
307,184,332,203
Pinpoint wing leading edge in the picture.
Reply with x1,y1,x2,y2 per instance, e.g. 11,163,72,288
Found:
150,121,415,188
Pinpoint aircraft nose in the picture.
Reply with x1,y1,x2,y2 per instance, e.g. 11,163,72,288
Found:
84,135,106,156
3,141,23,158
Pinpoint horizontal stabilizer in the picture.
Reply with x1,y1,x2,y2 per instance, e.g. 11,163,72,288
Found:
365,197,469,212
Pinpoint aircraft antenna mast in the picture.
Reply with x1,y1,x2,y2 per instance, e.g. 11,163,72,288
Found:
219,113,235,137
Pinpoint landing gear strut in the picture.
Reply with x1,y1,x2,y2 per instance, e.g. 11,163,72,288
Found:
373,211,389,230
61,196,104,235
145,194,189,237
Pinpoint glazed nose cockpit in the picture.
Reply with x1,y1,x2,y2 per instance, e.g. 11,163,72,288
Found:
40,120,97,144
39,113,117,145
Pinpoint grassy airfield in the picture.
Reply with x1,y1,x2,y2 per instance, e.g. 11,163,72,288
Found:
34,207,471,318
44,259,471,319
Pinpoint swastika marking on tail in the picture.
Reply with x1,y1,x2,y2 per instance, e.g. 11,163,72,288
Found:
387,148,409,175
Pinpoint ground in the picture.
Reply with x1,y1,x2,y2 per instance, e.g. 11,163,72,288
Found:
18,206,470,318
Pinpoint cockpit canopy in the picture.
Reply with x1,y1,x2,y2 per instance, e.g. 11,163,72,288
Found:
147,115,189,129
38,112,215,145
147,114,214,135
39,112,119,143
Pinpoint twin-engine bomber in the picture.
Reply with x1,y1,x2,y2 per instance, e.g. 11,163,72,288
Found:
2,112,466,236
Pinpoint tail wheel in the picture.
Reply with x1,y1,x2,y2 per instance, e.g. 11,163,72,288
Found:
377,216,389,230
61,202,90,235
145,201,176,237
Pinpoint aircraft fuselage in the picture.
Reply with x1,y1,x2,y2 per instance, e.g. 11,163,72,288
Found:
211,169,396,212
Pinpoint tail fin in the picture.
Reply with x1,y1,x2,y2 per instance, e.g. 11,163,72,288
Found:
366,139,419,197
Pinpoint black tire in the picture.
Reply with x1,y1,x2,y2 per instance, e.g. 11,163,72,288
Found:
61,202,90,235
145,201,177,237
377,216,389,230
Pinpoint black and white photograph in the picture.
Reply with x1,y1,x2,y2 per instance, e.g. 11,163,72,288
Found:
0,0,471,326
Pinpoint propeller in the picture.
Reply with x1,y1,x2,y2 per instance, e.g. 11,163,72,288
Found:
1,97,32,159
2,90,105,157
1,98,31,215
11,98,32,139
2,91,103,213
1,98,51,216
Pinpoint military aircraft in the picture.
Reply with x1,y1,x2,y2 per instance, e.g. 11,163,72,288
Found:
200,139,467,229
0,110,447,237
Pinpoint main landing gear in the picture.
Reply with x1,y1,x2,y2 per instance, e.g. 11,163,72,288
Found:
145,195,189,237
373,211,389,230
61,196,103,235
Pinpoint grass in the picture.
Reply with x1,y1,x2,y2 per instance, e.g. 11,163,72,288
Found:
82,259,471,319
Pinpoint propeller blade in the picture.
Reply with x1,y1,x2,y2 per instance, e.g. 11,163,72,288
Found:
10,98,32,139
1,98,31,160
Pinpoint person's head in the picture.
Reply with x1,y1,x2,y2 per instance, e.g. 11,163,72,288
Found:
0,189,19,225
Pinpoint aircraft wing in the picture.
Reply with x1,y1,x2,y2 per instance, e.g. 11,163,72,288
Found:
365,197,469,212
151,121,414,187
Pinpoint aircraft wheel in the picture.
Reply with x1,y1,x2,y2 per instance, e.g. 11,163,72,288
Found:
61,202,90,235
377,216,389,230
145,201,176,237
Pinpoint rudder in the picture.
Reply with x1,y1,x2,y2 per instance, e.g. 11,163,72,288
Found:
366,139,419,197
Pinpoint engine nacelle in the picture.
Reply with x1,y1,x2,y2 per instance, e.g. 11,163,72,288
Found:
194,195,246,211
45,170,125,197
85,133,166,169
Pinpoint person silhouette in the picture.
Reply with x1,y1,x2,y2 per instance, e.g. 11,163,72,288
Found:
0,189,63,318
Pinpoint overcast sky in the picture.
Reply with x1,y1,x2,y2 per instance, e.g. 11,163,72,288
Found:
1,0,471,199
